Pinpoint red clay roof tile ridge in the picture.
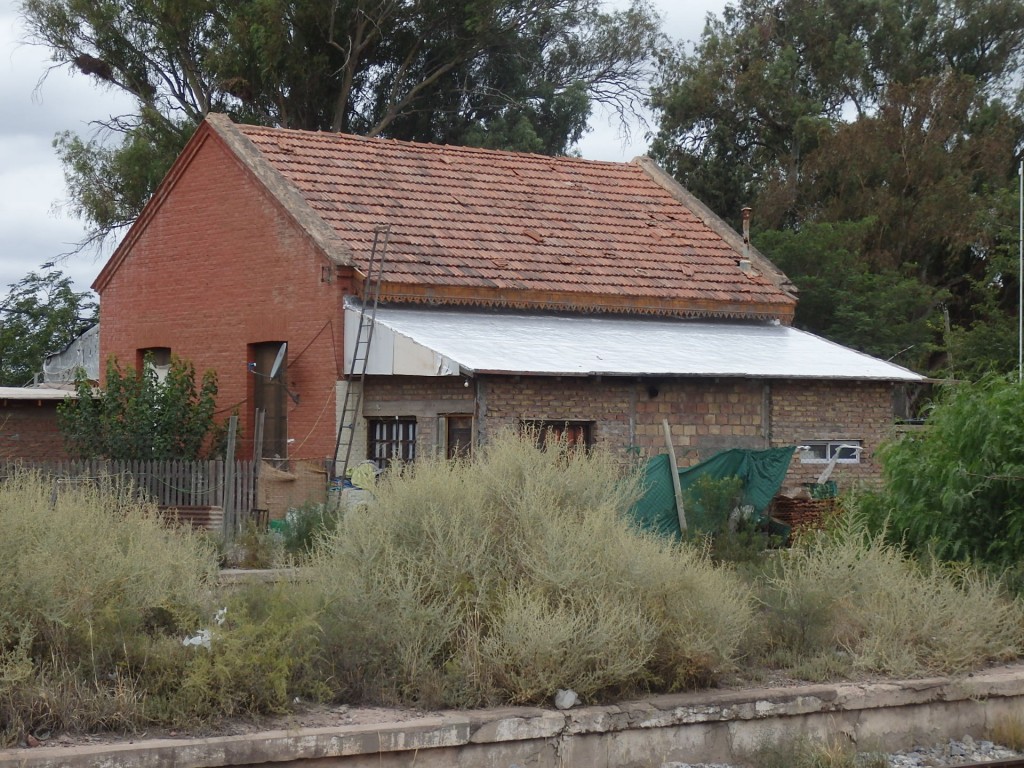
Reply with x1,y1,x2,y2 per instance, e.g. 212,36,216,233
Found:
234,121,634,169
634,157,798,304
205,113,353,267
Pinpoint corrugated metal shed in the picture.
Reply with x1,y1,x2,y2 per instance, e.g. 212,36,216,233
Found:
344,302,924,381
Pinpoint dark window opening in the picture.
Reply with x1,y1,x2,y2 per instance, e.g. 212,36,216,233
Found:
251,342,288,461
446,415,473,459
369,418,416,468
523,420,594,449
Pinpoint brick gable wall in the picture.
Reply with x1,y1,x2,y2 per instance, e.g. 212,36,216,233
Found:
98,132,350,461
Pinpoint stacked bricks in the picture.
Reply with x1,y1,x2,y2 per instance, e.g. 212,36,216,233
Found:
0,401,71,462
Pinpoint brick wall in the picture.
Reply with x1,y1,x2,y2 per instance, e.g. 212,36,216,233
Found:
98,131,350,461
0,400,71,462
361,375,896,486
770,380,895,487
361,376,475,457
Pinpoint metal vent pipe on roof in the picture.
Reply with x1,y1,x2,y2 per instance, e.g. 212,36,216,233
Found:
740,207,753,273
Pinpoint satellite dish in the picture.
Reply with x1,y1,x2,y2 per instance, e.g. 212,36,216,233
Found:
269,342,287,379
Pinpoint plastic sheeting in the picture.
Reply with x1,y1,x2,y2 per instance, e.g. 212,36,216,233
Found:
630,447,796,539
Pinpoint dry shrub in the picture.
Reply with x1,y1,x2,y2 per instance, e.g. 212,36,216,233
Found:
0,470,219,740
308,430,753,707
143,584,327,726
739,734,887,768
990,714,1024,752
0,470,322,742
759,513,1024,678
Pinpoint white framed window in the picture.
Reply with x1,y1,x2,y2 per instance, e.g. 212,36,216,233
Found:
798,440,863,464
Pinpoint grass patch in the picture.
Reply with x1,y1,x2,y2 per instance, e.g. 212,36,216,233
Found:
739,734,888,768
990,714,1024,752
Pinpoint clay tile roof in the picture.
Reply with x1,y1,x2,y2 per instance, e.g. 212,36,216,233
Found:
221,117,796,321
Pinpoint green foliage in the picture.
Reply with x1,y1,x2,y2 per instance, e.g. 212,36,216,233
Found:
54,111,194,240
683,474,745,535
307,430,754,707
755,220,944,364
227,521,284,570
58,354,224,460
22,0,662,244
651,0,1024,376
281,502,342,558
865,375,1024,565
0,269,95,387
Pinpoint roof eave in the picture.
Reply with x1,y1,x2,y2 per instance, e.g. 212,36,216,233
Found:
359,279,797,323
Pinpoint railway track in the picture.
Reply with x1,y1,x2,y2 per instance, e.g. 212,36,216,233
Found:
948,759,1024,767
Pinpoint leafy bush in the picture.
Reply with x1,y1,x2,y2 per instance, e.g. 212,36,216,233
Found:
757,513,1024,678
865,374,1024,565
58,354,225,460
683,474,776,568
307,430,754,707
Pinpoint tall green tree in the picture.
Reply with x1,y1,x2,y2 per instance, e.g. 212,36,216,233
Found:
651,0,1024,375
754,220,945,364
58,355,224,460
0,269,96,387
23,0,662,245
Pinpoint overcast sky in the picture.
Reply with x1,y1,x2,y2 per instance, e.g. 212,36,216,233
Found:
0,0,728,297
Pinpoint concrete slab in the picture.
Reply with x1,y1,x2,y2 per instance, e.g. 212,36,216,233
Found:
3,664,1024,767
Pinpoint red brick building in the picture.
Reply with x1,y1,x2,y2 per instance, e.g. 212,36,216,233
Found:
0,387,76,462
94,114,922,487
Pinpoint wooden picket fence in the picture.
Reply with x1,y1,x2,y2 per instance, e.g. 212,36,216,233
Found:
4,459,259,538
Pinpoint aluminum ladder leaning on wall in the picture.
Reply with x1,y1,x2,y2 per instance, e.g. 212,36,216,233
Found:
332,224,389,481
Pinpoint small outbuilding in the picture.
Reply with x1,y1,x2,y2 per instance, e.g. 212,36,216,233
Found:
93,113,922,487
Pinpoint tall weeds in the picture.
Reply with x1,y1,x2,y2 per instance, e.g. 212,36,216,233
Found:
757,512,1024,678
0,471,218,740
308,431,754,707
0,470,320,743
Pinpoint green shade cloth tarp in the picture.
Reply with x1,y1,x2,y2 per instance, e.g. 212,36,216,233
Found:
630,446,796,539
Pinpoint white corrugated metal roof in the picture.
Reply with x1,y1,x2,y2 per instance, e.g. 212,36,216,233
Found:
344,302,924,381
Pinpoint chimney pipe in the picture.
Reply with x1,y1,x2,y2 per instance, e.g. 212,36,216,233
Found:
739,207,753,273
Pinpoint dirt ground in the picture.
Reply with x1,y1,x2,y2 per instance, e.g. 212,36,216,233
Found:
18,702,439,751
